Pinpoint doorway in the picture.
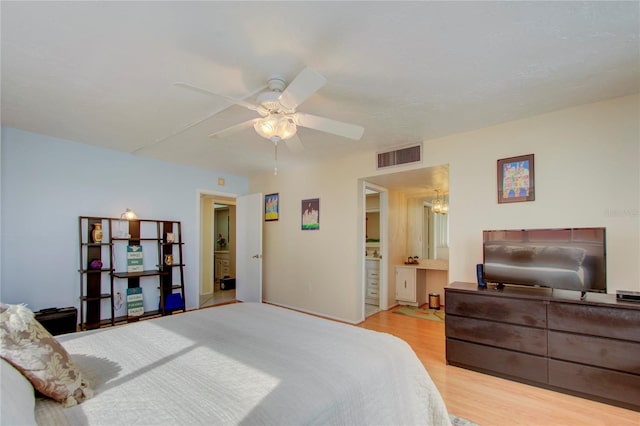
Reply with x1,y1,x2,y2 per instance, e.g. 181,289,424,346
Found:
199,194,237,308
363,183,388,318
360,164,449,317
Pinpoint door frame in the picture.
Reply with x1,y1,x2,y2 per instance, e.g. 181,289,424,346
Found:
362,181,389,317
197,189,239,305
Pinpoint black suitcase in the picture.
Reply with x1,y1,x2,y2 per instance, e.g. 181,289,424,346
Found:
34,307,77,335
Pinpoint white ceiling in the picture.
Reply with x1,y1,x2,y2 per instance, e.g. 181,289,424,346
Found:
2,1,639,185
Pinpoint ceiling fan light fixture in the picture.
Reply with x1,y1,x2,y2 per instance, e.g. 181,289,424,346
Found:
254,114,297,141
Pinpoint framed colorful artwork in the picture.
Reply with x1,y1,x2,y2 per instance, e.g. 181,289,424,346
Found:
301,198,320,230
265,193,279,221
497,154,535,203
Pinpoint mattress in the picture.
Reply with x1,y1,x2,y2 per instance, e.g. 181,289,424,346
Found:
35,303,451,425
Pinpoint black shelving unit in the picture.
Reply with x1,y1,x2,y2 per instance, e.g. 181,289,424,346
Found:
78,216,186,330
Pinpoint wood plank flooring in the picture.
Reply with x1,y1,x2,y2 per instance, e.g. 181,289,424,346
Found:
358,308,640,426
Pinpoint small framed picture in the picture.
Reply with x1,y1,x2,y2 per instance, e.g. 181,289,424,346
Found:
166,232,175,243
497,154,535,203
301,198,320,230
265,193,279,221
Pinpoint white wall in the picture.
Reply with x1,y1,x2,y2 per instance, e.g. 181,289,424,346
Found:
250,94,640,323
0,127,248,314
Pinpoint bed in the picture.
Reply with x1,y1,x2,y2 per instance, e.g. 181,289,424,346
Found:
2,302,451,425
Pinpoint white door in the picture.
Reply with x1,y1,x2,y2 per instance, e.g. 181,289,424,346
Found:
236,193,263,302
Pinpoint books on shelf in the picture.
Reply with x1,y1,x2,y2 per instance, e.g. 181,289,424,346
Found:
126,287,144,317
127,245,143,273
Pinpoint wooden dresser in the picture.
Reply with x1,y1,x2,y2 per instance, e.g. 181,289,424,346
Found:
445,282,640,411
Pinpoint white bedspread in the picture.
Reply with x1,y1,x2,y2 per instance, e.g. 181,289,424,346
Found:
36,303,450,425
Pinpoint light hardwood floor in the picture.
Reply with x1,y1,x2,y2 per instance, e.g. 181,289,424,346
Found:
358,308,640,426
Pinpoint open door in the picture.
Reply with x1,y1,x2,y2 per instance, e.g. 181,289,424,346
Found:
236,193,263,302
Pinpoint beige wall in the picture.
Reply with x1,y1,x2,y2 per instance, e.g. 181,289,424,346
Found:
250,94,640,323
385,189,409,309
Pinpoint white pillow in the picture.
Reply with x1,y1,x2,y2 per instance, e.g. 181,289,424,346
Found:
1,357,37,426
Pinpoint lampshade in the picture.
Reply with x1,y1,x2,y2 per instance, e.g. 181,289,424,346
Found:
440,201,449,215
432,198,443,214
254,113,297,141
120,208,137,220
432,190,448,215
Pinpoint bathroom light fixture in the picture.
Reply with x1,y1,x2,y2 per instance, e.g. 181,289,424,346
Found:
120,208,137,220
432,190,448,215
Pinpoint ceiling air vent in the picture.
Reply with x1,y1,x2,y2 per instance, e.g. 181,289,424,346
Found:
377,144,422,169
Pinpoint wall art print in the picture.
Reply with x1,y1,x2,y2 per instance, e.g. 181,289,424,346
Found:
497,154,535,203
301,198,320,230
265,193,279,221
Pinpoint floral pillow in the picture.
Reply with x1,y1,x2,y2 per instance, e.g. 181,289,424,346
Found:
0,303,93,407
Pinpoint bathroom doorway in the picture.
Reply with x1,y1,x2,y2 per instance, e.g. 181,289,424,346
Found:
199,195,236,308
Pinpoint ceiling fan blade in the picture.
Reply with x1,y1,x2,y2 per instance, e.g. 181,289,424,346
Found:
284,134,304,153
293,112,364,140
174,82,267,113
208,118,260,139
278,67,327,110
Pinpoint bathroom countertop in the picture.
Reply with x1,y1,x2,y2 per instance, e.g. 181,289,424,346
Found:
398,259,449,271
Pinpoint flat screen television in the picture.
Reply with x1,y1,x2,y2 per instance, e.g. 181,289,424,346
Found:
482,227,606,295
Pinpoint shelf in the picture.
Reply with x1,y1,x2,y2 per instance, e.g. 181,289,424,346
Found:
112,270,168,279
111,237,161,242
79,268,113,274
160,263,185,269
114,310,162,323
79,216,186,331
80,293,112,302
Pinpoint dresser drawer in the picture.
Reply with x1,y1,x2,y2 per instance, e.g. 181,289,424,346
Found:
367,278,379,289
447,315,547,356
445,292,547,327
548,302,640,342
549,359,640,409
446,339,547,384
367,288,379,298
548,331,640,374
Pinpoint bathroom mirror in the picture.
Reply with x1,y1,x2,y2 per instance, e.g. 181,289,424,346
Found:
365,193,381,257
214,205,230,251
407,196,449,260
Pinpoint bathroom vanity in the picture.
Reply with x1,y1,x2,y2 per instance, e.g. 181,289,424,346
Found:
395,260,449,307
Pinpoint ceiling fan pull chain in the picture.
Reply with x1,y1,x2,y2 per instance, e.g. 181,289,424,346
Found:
273,139,279,176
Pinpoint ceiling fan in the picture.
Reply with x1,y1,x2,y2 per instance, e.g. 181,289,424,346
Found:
174,67,365,159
